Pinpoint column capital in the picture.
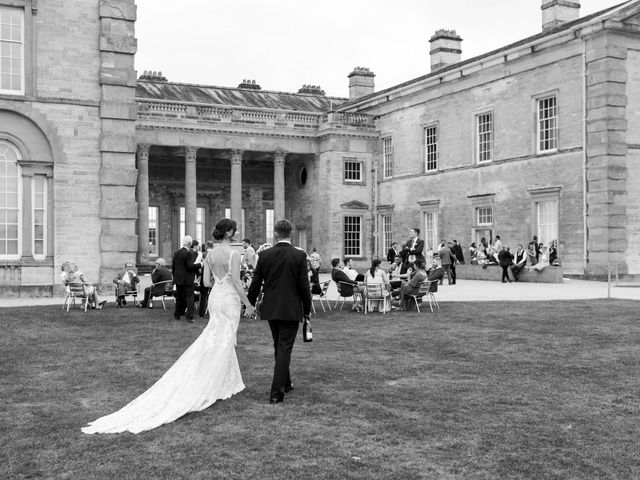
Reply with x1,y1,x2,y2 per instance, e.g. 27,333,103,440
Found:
137,143,150,158
273,149,287,166
184,145,199,161
230,149,244,165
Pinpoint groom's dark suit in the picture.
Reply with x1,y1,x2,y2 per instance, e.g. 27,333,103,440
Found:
247,241,311,403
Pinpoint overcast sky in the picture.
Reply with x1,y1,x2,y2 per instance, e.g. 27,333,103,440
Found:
135,0,622,98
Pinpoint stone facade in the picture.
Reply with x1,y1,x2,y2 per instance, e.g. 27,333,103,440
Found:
2,0,640,298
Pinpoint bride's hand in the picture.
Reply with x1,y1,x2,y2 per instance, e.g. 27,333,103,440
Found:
243,304,255,318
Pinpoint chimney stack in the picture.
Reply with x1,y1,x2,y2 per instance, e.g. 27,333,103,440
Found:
541,0,580,31
429,29,462,72
348,67,375,100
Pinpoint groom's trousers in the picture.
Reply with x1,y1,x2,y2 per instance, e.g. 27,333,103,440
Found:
268,320,299,401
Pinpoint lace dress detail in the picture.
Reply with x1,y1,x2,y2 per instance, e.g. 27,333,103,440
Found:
82,252,244,434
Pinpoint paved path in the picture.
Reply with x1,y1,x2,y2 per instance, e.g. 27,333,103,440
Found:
1,274,639,308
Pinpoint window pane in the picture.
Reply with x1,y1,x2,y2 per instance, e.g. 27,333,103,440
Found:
424,126,438,172
344,216,361,257
477,112,493,163
382,137,393,178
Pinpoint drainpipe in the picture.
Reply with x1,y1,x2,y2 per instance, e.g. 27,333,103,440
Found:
372,156,379,259
582,38,589,274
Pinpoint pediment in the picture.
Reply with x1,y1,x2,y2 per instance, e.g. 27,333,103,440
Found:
341,200,369,210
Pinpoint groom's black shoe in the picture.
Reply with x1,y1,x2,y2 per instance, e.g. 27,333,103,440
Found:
284,384,294,393
269,396,284,404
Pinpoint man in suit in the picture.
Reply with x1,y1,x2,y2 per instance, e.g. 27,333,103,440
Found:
172,235,201,322
451,239,465,264
438,241,456,285
139,257,172,308
386,242,399,263
247,219,312,405
402,228,425,264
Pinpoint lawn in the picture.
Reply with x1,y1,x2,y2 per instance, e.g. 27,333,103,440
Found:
1,300,639,480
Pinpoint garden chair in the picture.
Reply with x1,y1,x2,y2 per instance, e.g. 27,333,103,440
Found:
148,279,175,310
310,280,332,313
62,282,90,312
335,281,363,312
364,283,387,314
115,284,139,307
405,280,439,313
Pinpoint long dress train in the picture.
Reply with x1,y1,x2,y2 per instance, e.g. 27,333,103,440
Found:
82,257,244,434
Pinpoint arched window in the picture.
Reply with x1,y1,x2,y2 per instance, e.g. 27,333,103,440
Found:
0,140,21,258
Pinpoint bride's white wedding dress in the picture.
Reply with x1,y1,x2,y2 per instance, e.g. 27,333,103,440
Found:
82,253,245,434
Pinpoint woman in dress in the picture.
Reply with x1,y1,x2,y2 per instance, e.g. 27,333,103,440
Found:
364,258,391,312
82,218,254,434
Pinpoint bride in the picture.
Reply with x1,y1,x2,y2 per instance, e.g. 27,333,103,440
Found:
82,219,255,434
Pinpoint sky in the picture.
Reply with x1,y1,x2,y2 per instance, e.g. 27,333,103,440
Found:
135,0,623,99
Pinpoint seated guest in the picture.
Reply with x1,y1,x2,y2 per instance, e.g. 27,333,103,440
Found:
61,262,107,309
530,244,548,272
427,258,445,283
343,257,365,282
331,258,365,310
392,259,428,311
525,242,538,268
388,255,410,290
139,258,172,308
469,243,478,264
510,244,527,281
365,259,391,313
113,262,140,306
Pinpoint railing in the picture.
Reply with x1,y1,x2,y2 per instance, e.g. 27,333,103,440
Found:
137,100,377,131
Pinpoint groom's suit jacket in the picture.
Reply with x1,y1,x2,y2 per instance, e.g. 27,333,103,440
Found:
247,242,311,322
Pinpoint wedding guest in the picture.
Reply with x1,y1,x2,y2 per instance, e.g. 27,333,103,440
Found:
198,241,215,317
438,241,456,285
113,262,139,306
364,258,391,313
172,235,201,322
451,239,465,264
469,243,478,264
498,246,514,283
139,258,172,308
510,244,527,281
62,262,107,309
530,244,548,272
401,228,425,264
386,242,399,263
242,238,256,270
343,257,365,282
331,258,365,310
308,247,321,294
392,259,428,311
548,240,559,266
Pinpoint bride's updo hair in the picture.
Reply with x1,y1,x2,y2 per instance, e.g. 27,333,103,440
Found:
212,218,237,240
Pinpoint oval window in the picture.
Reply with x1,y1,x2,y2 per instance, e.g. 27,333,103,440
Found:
299,166,308,186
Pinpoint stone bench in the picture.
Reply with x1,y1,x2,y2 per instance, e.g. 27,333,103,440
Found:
455,264,563,283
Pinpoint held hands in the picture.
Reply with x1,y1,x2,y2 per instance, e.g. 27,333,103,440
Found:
243,304,255,318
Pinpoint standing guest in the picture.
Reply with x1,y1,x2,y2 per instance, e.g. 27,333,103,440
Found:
364,258,391,312
198,241,215,317
343,257,365,282
139,258,172,308
438,241,456,285
62,262,107,309
532,235,542,261
172,235,201,323
498,246,514,283
242,238,256,270
451,239,465,264
247,219,311,405
548,240,559,265
447,241,459,285
386,242,399,263
510,244,527,281
113,262,140,306
402,228,425,264
526,242,538,268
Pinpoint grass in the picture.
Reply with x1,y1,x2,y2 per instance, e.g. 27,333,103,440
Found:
1,299,639,479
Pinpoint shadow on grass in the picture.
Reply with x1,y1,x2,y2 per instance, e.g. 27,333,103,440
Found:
1,299,639,479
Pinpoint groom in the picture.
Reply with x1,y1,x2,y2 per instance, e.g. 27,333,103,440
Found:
247,219,311,404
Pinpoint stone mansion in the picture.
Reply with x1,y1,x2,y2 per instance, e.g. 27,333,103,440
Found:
2,0,640,296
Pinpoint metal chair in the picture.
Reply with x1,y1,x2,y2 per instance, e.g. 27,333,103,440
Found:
115,284,139,307
364,283,388,314
311,280,332,313
405,280,439,313
335,281,363,312
149,280,175,310
62,282,90,312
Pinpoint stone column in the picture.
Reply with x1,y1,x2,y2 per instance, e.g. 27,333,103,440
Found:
273,150,286,220
136,144,150,264
230,149,244,223
184,146,198,238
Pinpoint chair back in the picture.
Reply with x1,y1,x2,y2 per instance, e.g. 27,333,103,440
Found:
417,281,432,296
320,280,331,297
68,282,87,296
428,280,438,293
164,280,174,294
365,283,384,299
